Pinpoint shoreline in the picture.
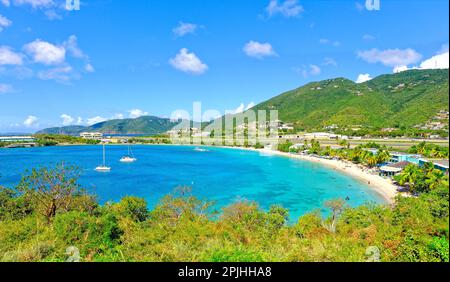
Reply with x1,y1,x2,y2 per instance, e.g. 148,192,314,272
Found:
226,147,399,204
3,143,399,204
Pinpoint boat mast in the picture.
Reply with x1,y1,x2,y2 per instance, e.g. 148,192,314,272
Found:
103,143,106,166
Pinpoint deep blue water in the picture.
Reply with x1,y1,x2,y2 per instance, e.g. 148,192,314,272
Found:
0,145,385,221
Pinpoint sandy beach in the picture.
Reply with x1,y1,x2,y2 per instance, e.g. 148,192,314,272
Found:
260,149,399,204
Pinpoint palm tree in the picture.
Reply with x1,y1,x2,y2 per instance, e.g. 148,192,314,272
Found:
416,141,428,155
366,155,378,167
395,164,422,188
422,162,435,174
425,169,446,190
376,149,391,164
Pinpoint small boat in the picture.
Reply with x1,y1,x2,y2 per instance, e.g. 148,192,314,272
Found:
95,143,111,172
194,147,209,152
120,145,137,163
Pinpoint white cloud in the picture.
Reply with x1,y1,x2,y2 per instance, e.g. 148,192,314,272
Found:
76,117,83,125
64,35,95,72
357,48,422,68
266,0,304,18
60,114,74,126
319,38,340,47
37,65,75,83
243,41,277,59
12,0,54,9
355,73,373,83
333,41,341,47
294,64,322,78
418,51,449,70
129,109,149,119
6,1,68,20
0,66,33,79
0,83,14,94
44,9,62,20
87,116,106,125
355,2,364,11
63,35,85,59
112,113,124,119
173,22,198,37
245,102,255,111
233,104,246,114
0,46,23,65
393,47,449,73
3,35,92,84
85,63,95,73
0,14,12,31
23,39,66,65
309,64,321,75
229,102,256,114
169,48,208,75
322,57,337,66
393,65,409,73
23,115,38,127
362,34,375,41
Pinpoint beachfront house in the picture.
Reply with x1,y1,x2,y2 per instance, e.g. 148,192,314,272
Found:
419,159,449,174
390,152,421,164
379,161,412,177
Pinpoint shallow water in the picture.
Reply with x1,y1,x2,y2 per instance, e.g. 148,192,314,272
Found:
0,145,385,221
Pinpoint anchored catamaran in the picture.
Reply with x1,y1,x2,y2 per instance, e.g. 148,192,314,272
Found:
95,143,111,172
120,144,137,163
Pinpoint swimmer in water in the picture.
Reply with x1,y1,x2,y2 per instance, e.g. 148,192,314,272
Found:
345,196,350,201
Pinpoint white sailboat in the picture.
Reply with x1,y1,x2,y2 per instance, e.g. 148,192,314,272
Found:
95,143,111,172
120,144,137,163
194,147,209,152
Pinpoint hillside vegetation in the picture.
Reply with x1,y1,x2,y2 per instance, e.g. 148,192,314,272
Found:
37,69,449,137
252,69,449,131
0,163,448,262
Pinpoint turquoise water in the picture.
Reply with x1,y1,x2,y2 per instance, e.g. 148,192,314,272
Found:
0,145,385,221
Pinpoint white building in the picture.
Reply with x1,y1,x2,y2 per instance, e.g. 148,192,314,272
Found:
304,132,340,140
192,132,211,138
80,132,103,139
279,124,294,131
0,136,35,142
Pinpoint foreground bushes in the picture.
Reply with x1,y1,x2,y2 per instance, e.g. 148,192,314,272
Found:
0,165,448,262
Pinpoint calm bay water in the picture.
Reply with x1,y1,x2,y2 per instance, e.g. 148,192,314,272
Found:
0,145,385,221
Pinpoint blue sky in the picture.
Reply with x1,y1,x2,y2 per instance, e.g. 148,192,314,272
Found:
0,0,448,133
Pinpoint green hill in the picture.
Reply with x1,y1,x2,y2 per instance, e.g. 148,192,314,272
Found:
252,69,449,131
38,69,449,137
37,116,181,136
36,126,87,135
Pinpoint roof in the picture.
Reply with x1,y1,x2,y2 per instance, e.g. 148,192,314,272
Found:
380,166,402,173
380,161,412,172
390,152,410,156
389,161,413,169
433,160,449,169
